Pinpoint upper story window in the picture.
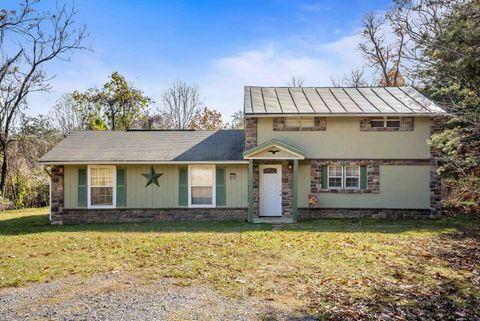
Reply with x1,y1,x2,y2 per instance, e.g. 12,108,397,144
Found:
328,165,360,189
189,165,215,207
370,117,401,129
285,117,315,129
88,165,116,208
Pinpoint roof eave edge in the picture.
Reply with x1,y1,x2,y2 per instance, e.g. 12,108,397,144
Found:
244,112,447,117
39,160,249,165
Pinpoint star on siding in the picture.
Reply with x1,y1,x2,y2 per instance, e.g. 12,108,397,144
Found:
142,166,163,187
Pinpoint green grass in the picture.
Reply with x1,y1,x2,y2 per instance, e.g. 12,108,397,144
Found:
1,207,479,319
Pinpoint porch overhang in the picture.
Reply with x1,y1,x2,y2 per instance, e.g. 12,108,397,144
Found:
243,139,305,160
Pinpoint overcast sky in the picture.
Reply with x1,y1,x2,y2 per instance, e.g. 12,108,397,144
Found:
11,0,391,120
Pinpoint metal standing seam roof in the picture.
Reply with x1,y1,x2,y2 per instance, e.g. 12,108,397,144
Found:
244,86,446,115
39,130,246,164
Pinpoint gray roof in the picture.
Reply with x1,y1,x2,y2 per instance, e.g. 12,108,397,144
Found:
244,86,445,115
39,130,246,164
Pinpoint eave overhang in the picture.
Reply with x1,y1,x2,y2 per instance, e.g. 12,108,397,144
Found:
243,139,305,160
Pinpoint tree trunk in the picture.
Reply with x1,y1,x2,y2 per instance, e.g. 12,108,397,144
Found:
0,144,8,196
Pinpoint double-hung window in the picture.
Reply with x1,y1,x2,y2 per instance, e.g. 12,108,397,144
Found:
327,165,360,189
344,165,360,189
189,165,215,207
328,165,343,188
88,165,116,208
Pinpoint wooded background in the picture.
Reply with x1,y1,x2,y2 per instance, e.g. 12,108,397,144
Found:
0,0,478,213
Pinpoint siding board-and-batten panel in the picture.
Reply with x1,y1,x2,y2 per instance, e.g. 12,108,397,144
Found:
63,164,247,209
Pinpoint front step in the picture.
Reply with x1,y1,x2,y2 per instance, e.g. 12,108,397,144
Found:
252,217,295,224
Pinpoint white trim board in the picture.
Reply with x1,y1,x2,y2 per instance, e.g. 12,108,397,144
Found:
87,165,117,209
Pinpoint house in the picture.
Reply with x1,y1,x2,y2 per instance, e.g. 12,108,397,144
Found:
40,86,445,225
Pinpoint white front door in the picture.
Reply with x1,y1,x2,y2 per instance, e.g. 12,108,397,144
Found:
259,164,282,217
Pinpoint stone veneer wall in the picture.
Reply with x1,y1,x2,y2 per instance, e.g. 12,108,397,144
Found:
245,117,257,149
298,208,434,219
61,208,247,224
310,160,381,194
252,160,294,218
50,165,64,225
273,117,326,131
430,117,443,215
360,117,414,131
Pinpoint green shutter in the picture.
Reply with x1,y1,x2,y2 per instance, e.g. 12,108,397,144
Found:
216,167,226,207
116,168,127,207
360,165,367,189
78,168,87,207
321,165,328,189
179,167,188,206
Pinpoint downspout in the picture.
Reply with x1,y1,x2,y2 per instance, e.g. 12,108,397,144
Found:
43,166,52,222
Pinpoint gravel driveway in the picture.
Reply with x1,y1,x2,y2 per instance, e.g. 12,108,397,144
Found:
0,273,316,321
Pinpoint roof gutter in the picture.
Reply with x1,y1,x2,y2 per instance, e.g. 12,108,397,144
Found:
38,160,250,165
244,113,447,117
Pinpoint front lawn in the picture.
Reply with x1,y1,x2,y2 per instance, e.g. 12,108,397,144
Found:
0,208,479,320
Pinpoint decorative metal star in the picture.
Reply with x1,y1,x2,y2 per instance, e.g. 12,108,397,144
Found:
142,166,163,187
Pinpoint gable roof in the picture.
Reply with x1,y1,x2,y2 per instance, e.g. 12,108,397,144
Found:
244,86,445,116
39,130,246,164
243,139,305,160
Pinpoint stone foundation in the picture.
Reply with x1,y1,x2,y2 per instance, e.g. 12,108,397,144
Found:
60,208,248,224
299,208,437,219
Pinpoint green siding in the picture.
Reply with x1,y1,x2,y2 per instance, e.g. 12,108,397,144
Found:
78,168,87,207
116,168,127,207
257,117,432,159
225,165,248,207
178,167,188,206
298,163,311,207
64,165,79,208
63,164,429,210
360,165,367,189
316,165,430,208
216,167,226,206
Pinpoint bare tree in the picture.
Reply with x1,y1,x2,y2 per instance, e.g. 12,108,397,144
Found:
132,110,170,129
287,76,306,87
229,110,244,129
161,80,203,129
0,1,87,194
331,68,372,87
49,94,86,137
359,13,406,86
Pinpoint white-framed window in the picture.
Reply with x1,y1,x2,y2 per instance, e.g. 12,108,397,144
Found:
285,117,315,128
370,117,401,128
328,165,343,189
88,165,116,208
188,165,215,207
327,165,361,189
344,165,360,189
